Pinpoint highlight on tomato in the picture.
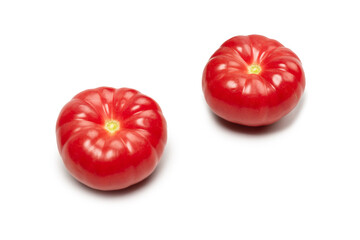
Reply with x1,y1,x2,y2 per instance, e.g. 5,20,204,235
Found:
202,35,305,126
56,87,167,191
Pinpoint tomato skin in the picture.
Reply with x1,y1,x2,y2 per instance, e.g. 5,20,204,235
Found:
202,35,305,126
56,87,167,191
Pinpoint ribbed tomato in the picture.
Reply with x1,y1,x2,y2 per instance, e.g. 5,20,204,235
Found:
56,87,167,191
202,35,305,126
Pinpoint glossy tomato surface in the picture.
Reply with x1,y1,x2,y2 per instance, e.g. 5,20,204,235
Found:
56,87,167,191
202,35,305,126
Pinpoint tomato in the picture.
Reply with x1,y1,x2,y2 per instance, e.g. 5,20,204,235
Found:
56,87,167,191
202,35,305,126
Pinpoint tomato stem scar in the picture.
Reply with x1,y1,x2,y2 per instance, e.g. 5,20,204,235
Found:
248,64,262,74
104,120,120,133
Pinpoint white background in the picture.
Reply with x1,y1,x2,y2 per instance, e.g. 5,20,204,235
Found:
0,0,359,239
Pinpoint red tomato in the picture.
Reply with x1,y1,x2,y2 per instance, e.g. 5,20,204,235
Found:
56,87,167,191
202,35,305,126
